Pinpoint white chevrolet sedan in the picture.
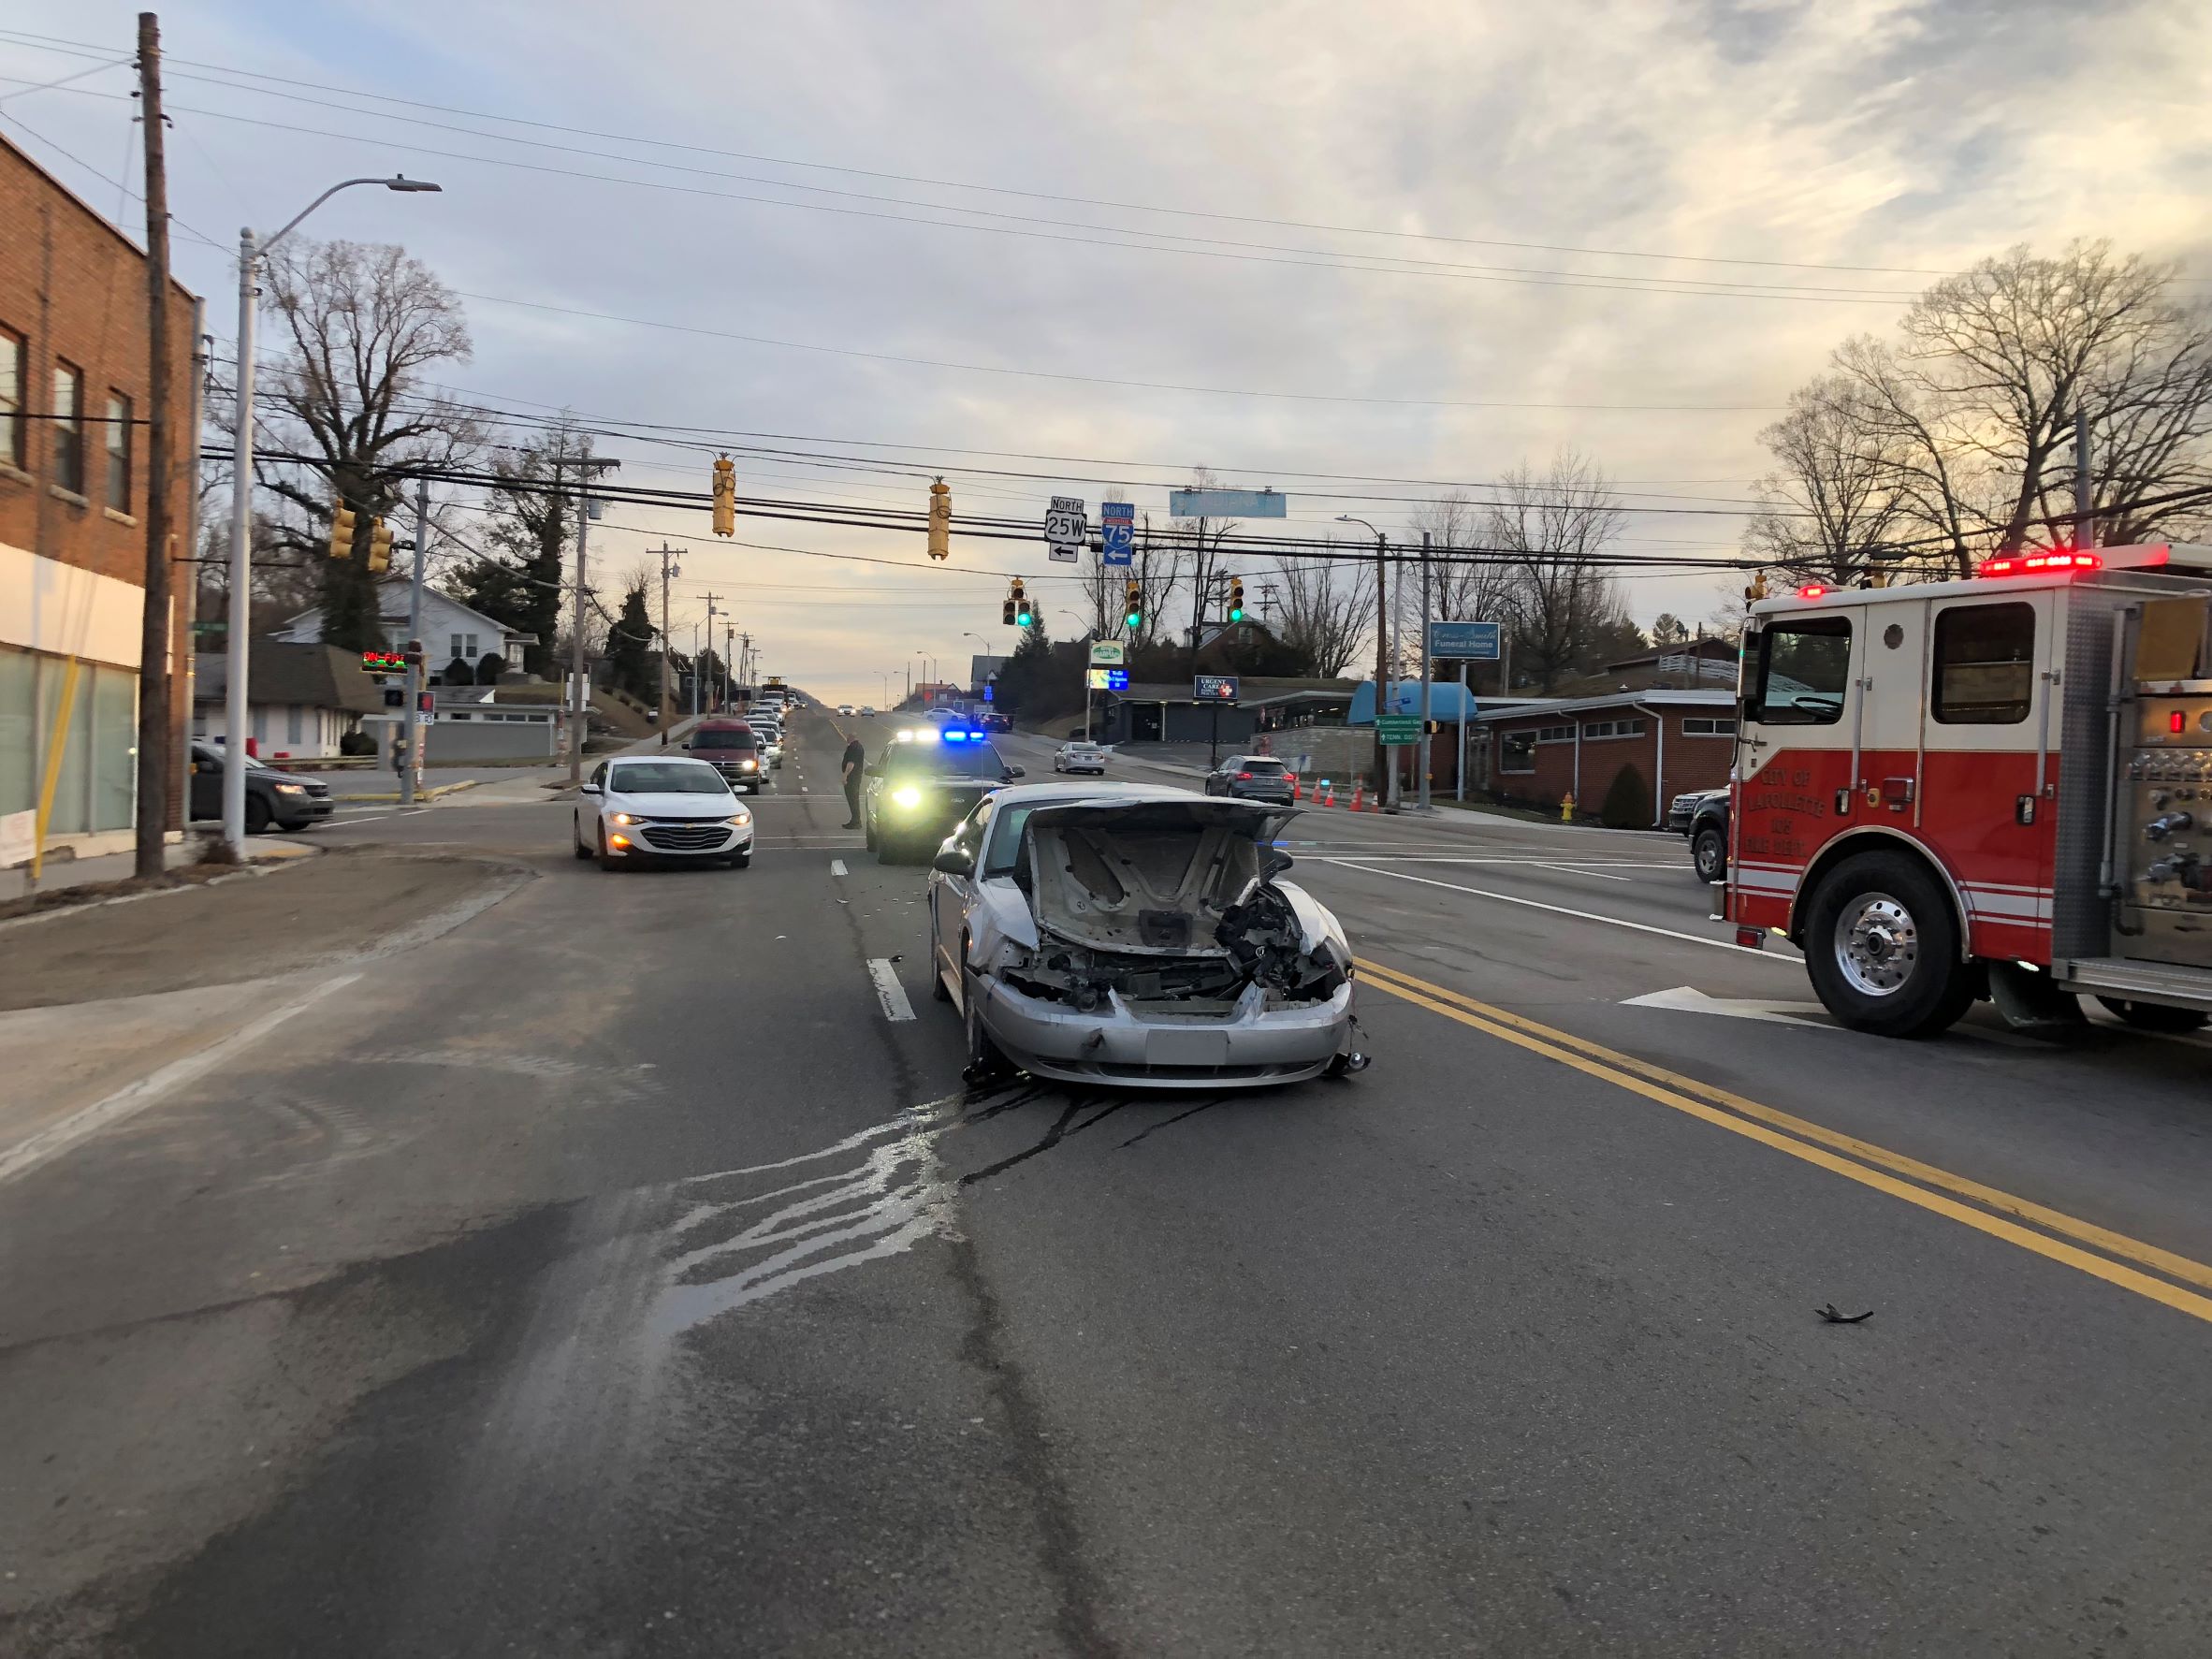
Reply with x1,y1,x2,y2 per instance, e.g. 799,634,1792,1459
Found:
575,755,754,870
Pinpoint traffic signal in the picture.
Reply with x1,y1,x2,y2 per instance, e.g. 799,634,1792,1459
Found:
1125,580,1143,630
327,502,357,560
402,638,425,671
1002,592,1016,626
926,477,952,561
1228,576,1245,622
367,516,395,574
1743,570,1768,604
1012,578,1032,627
711,455,736,537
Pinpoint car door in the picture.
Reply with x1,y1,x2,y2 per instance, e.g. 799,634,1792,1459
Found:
188,747,216,820
577,761,608,843
1734,604,1862,916
932,799,991,996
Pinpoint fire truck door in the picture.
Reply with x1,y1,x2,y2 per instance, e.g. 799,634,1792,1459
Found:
1916,591,2057,949
1857,597,1928,819
1734,605,1863,905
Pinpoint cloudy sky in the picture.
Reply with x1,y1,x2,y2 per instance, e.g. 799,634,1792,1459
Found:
5,0,2208,704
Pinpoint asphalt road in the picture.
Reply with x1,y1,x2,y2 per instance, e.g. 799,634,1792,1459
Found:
5,704,2210,1655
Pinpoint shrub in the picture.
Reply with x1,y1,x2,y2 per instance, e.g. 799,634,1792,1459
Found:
473,652,506,685
338,728,376,756
1599,762,1652,828
442,656,473,687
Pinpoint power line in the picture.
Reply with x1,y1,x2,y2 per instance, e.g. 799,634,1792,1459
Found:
0,26,1961,279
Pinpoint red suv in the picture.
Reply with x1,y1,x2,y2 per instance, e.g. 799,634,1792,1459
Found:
684,720,767,792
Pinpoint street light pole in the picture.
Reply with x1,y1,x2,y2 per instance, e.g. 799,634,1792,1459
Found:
1417,529,1433,811
401,475,429,806
1338,516,1390,807
221,174,441,859
565,452,618,785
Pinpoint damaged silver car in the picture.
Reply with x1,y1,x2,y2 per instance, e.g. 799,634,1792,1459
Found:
925,783,1362,1088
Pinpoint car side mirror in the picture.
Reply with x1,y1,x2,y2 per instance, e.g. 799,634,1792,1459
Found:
933,846,975,877
580,783,601,796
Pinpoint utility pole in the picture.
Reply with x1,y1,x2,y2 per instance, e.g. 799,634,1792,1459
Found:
132,11,175,879
724,619,735,714
655,542,679,743
401,476,429,805
1416,530,1433,812
699,593,722,714
2074,407,2095,550
565,449,618,786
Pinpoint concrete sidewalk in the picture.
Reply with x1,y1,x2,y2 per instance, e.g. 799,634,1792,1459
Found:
0,835,313,906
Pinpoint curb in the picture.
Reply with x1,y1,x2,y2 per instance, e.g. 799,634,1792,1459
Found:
327,779,483,806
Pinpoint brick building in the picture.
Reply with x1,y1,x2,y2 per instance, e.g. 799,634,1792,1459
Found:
1474,689,1739,826
1,132,199,862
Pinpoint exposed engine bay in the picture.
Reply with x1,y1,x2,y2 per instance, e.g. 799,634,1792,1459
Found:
1002,805,1350,1012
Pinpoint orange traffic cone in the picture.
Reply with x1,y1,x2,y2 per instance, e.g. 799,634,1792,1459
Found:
1322,780,1335,807
1290,775,1302,801
1350,781,1365,812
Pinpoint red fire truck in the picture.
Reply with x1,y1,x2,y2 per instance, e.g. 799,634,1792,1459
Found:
1719,542,2212,1038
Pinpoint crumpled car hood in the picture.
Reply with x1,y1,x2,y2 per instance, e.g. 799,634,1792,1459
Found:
1020,798,1295,957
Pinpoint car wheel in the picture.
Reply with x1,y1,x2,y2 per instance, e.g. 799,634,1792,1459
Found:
245,795,271,834
573,831,592,860
1802,851,1973,1038
2095,996,2208,1032
596,824,621,872
1693,823,1726,884
962,961,1012,1085
876,833,902,866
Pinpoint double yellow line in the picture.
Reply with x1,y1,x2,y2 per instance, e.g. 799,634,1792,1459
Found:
1355,956,2212,1327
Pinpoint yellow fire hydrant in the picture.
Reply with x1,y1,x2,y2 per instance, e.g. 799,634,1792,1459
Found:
1561,791,1576,822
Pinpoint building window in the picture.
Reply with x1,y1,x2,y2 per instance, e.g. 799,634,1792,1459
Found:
0,650,136,834
1534,723,1575,744
104,392,132,511
1933,602,2036,725
451,633,479,659
1500,731,1536,774
0,326,22,468
1581,718,1646,739
51,360,84,496
1681,716,1737,736
286,704,303,745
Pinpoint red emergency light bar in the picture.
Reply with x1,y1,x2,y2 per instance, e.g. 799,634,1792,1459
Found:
1976,548,2103,578
1796,584,1829,600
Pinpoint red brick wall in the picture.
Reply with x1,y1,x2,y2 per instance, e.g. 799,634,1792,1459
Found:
1487,705,1735,822
1,135,199,826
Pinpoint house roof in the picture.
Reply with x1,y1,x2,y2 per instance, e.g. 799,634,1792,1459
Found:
277,580,534,642
194,641,386,715
1472,688,1735,724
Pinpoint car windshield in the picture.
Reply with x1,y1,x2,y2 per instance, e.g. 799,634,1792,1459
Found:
608,764,730,794
982,804,1036,876
690,729,755,749
881,740,1005,777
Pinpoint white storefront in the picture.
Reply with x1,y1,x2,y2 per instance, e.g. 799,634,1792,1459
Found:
0,540,150,862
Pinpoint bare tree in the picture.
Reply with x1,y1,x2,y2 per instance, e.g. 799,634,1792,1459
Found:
241,239,482,649
1412,489,1523,687
1742,374,1908,585
1483,451,1626,692
1271,542,1375,677
1167,468,1240,664
1828,241,2212,575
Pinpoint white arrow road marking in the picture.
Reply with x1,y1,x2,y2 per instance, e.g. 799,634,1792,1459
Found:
831,858,849,877
867,958,915,1022
1622,984,1832,1026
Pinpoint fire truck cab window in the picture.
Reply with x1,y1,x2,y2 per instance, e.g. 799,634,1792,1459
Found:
1933,602,2035,724
1752,617,1852,725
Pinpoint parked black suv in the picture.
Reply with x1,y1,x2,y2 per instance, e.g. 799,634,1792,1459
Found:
188,742,334,833
1668,787,1729,883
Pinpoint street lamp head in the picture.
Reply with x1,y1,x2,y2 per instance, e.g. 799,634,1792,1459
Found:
384,176,443,193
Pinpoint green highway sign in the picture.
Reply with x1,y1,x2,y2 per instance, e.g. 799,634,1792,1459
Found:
1375,714,1421,745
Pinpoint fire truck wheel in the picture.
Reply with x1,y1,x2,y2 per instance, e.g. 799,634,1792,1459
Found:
2095,997,2209,1033
1803,851,1973,1038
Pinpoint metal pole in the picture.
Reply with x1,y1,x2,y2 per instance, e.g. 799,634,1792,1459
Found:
1373,532,1389,797
401,476,429,805
221,226,256,857
2074,407,2094,550
133,10,176,879
570,448,597,787
1456,661,1469,803
180,304,205,837
658,542,673,742
1416,530,1433,811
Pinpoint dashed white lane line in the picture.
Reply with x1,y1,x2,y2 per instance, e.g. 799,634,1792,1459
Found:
866,957,916,1022
831,858,849,877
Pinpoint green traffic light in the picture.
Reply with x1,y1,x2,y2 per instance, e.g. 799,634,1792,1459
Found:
1229,606,1244,622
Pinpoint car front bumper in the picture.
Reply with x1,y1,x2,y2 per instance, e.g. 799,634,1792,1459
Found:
976,974,1355,1090
608,822,753,858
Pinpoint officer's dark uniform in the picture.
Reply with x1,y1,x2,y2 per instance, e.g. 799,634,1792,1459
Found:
841,736,866,827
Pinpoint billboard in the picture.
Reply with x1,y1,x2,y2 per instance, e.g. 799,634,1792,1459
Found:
1169,488,1288,519
1426,619,1502,660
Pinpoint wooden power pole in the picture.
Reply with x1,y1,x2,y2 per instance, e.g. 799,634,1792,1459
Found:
133,12,176,880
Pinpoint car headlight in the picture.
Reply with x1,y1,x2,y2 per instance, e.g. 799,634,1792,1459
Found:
726,810,750,826
612,811,636,824
272,782,305,795
740,758,757,769
890,785,924,809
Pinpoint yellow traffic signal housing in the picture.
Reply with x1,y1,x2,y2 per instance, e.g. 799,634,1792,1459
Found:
1743,570,1768,604
367,517,395,574
1011,578,1031,626
926,477,952,561
1002,596,1017,626
1228,576,1245,621
711,455,736,537
1124,579,1143,629
328,502,357,560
